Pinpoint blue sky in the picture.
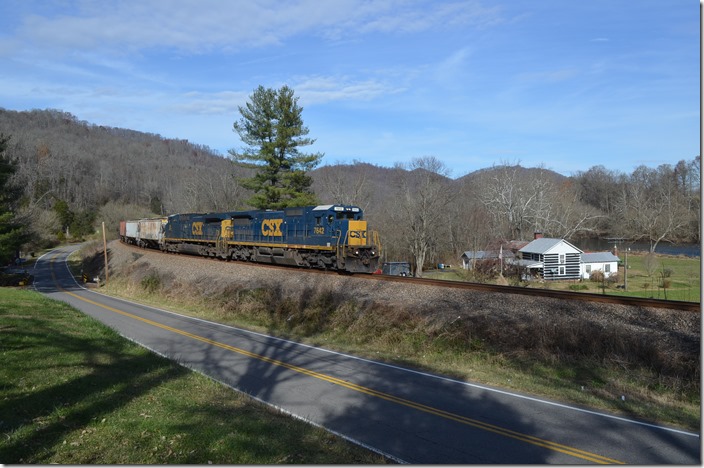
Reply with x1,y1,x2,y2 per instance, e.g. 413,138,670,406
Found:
0,1,698,178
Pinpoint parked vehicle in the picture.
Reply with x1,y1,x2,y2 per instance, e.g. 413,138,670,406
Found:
382,261,411,276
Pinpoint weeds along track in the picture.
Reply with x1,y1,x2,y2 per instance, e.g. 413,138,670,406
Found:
116,241,698,312
366,275,700,312
101,240,700,389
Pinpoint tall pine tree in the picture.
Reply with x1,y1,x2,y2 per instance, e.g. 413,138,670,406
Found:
230,85,322,209
0,134,26,264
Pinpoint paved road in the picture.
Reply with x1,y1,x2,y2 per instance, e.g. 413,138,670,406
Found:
32,245,701,464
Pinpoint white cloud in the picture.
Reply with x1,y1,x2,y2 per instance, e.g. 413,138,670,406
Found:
293,75,404,105
164,74,403,115
5,0,503,57
168,90,249,115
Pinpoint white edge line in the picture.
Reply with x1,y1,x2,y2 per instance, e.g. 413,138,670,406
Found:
38,245,406,464
43,245,701,440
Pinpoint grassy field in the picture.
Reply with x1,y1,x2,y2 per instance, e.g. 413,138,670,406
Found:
608,253,700,302
427,252,701,303
0,288,388,464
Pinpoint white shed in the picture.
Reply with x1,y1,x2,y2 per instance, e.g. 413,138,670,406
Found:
581,252,620,279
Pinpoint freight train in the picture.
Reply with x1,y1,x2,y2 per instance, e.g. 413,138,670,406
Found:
119,204,381,273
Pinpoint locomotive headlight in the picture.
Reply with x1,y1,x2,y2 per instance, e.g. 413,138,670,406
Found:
355,249,360,256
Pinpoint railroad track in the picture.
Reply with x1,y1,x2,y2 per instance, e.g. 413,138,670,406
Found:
365,274,700,312
117,242,700,312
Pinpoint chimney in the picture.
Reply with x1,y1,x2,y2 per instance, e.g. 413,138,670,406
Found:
534,232,543,240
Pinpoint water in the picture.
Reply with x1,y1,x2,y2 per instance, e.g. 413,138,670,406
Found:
574,238,700,257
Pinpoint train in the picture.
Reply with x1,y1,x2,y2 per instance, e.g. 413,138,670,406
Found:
119,204,381,273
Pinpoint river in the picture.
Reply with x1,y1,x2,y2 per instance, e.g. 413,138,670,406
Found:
574,238,701,257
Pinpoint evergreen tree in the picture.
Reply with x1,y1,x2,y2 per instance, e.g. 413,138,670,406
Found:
230,85,322,209
0,134,27,264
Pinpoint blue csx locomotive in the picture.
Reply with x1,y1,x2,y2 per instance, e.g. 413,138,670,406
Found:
120,204,381,273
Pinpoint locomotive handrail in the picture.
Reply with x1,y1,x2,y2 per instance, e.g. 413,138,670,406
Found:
335,229,344,259
369,229,381,252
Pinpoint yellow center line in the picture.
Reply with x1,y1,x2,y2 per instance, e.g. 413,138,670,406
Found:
49,259,623,464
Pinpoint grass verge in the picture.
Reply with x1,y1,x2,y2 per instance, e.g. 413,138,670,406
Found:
74,243,700,433
97,272,700,433
0,288,389,464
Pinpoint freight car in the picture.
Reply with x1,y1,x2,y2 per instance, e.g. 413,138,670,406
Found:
119,217,167,248
121,204,381,274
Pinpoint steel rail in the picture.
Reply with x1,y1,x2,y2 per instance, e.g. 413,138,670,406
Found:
364,274,700,312
118,241,700,312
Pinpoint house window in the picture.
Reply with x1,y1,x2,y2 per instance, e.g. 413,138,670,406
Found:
559,266,565,275
586,265,591,274
559,254,565,264
605,264,611,273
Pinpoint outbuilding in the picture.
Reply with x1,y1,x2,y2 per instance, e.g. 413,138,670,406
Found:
460,249,515,270
581,252,620,279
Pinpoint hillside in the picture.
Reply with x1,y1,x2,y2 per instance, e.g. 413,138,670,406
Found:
1,108,698,263
0,108,244,214
456,163,568,185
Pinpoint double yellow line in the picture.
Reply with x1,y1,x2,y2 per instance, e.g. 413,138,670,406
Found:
52,260,623,464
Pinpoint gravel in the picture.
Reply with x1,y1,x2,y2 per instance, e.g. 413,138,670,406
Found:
106,240,700,371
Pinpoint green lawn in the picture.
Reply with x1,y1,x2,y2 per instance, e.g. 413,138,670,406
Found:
0,288,388,464
614,253,700,302
427,253,700,303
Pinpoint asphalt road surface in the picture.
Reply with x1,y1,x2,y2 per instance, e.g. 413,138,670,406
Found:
31,245,701,464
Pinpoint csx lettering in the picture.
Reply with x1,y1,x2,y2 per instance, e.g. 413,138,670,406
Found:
192,222,203,236
349,231,367,239
261,219,283,236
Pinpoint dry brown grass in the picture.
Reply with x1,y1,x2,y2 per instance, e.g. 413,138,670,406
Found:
78,242,700,430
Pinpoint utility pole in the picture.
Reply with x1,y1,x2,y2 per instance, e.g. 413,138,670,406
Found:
499,244,503,277
102,221,109,285
624,247,629,290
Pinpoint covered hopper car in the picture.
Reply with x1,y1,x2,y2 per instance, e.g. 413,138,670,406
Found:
121,204,381,274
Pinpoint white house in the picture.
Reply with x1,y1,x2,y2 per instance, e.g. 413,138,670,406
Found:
461,234,622,282
518,235,583,280
581,252,620,279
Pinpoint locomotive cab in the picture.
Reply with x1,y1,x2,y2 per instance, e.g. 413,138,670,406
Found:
310,205,380,273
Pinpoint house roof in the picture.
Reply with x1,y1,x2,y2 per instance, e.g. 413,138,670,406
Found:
582,252,620,263
519,237,583,255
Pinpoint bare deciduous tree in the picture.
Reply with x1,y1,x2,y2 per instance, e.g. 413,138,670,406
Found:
391,156,456,277
312,161,372,211
479,163,551,240
616,165,691,252
537,180,603,239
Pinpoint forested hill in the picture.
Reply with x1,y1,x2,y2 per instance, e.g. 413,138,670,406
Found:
1,108,699,260
0,108,246,214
